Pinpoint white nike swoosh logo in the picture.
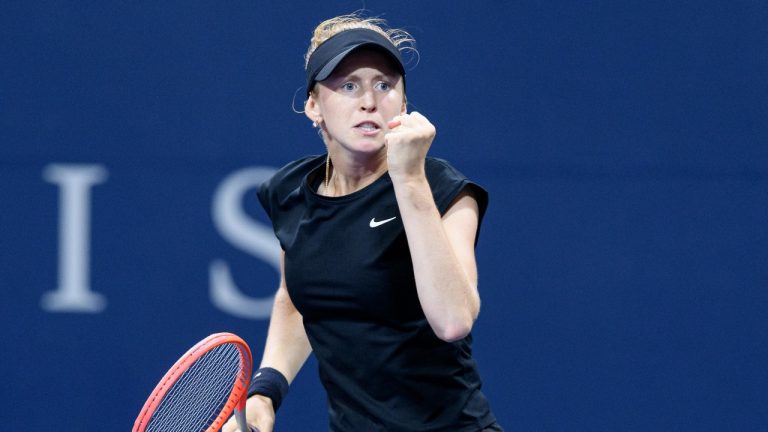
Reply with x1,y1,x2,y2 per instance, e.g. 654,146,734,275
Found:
369,216,397,228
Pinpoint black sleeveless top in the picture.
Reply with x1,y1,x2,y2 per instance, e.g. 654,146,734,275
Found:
258,154,496,431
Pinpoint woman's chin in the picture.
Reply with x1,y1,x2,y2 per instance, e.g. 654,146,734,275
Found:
346,139,386,155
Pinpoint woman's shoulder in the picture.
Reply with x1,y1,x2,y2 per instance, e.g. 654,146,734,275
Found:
273,154,325,180
424,157,469,184
258,155,324,213
264,154,324,192
424,156,488,217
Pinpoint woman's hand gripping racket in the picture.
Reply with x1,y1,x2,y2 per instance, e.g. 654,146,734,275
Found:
133,332,259,432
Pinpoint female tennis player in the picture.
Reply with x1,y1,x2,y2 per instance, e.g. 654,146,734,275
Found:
223,13,501,432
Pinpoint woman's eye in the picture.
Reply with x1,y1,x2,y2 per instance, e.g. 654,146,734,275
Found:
341,82,357,91
375,81,391,91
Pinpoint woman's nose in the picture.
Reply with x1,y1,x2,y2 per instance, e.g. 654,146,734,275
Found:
359,89,376,112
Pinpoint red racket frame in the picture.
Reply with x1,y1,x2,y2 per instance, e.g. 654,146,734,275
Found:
133,332,253,432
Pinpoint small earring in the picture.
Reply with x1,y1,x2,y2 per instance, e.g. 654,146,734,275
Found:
312,121,318,128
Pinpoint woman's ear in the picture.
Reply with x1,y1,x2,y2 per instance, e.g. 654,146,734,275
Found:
304,94,322,125
401,95,408,115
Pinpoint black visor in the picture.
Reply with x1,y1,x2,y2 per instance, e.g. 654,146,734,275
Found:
305,28,405,95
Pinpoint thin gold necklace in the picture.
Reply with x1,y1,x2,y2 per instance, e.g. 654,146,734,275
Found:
324,154,332,196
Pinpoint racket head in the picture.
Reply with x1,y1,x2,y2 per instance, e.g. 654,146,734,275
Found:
133,332,253,432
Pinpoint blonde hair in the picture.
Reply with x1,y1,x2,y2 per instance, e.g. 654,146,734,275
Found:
304,13,416,69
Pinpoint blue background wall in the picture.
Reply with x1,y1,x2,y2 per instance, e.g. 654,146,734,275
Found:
2,1,767,430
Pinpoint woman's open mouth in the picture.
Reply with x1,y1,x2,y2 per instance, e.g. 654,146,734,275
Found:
354,121,381,136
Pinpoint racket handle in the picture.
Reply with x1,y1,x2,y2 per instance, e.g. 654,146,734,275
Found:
234,408,260,432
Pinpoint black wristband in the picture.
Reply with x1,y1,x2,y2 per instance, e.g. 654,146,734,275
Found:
247,367,289,412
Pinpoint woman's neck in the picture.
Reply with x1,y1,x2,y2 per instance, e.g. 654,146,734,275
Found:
323,147,388,197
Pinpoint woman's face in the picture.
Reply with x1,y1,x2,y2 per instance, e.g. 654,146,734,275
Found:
307,48,406,155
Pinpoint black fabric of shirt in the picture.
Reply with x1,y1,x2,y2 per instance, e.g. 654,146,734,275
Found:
257,154,497,432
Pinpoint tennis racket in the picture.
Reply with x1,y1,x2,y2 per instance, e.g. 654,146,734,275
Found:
133,332,259,432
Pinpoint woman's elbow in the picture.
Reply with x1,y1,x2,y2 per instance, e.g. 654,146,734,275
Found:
429,288,481,342
433,315,475,342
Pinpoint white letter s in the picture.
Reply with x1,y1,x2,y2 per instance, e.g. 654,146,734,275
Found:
210,167,279,319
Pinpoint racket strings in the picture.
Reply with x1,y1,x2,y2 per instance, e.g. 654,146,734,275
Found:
147,343,243,432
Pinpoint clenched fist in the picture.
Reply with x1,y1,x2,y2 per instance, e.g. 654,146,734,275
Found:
385,111,436,182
